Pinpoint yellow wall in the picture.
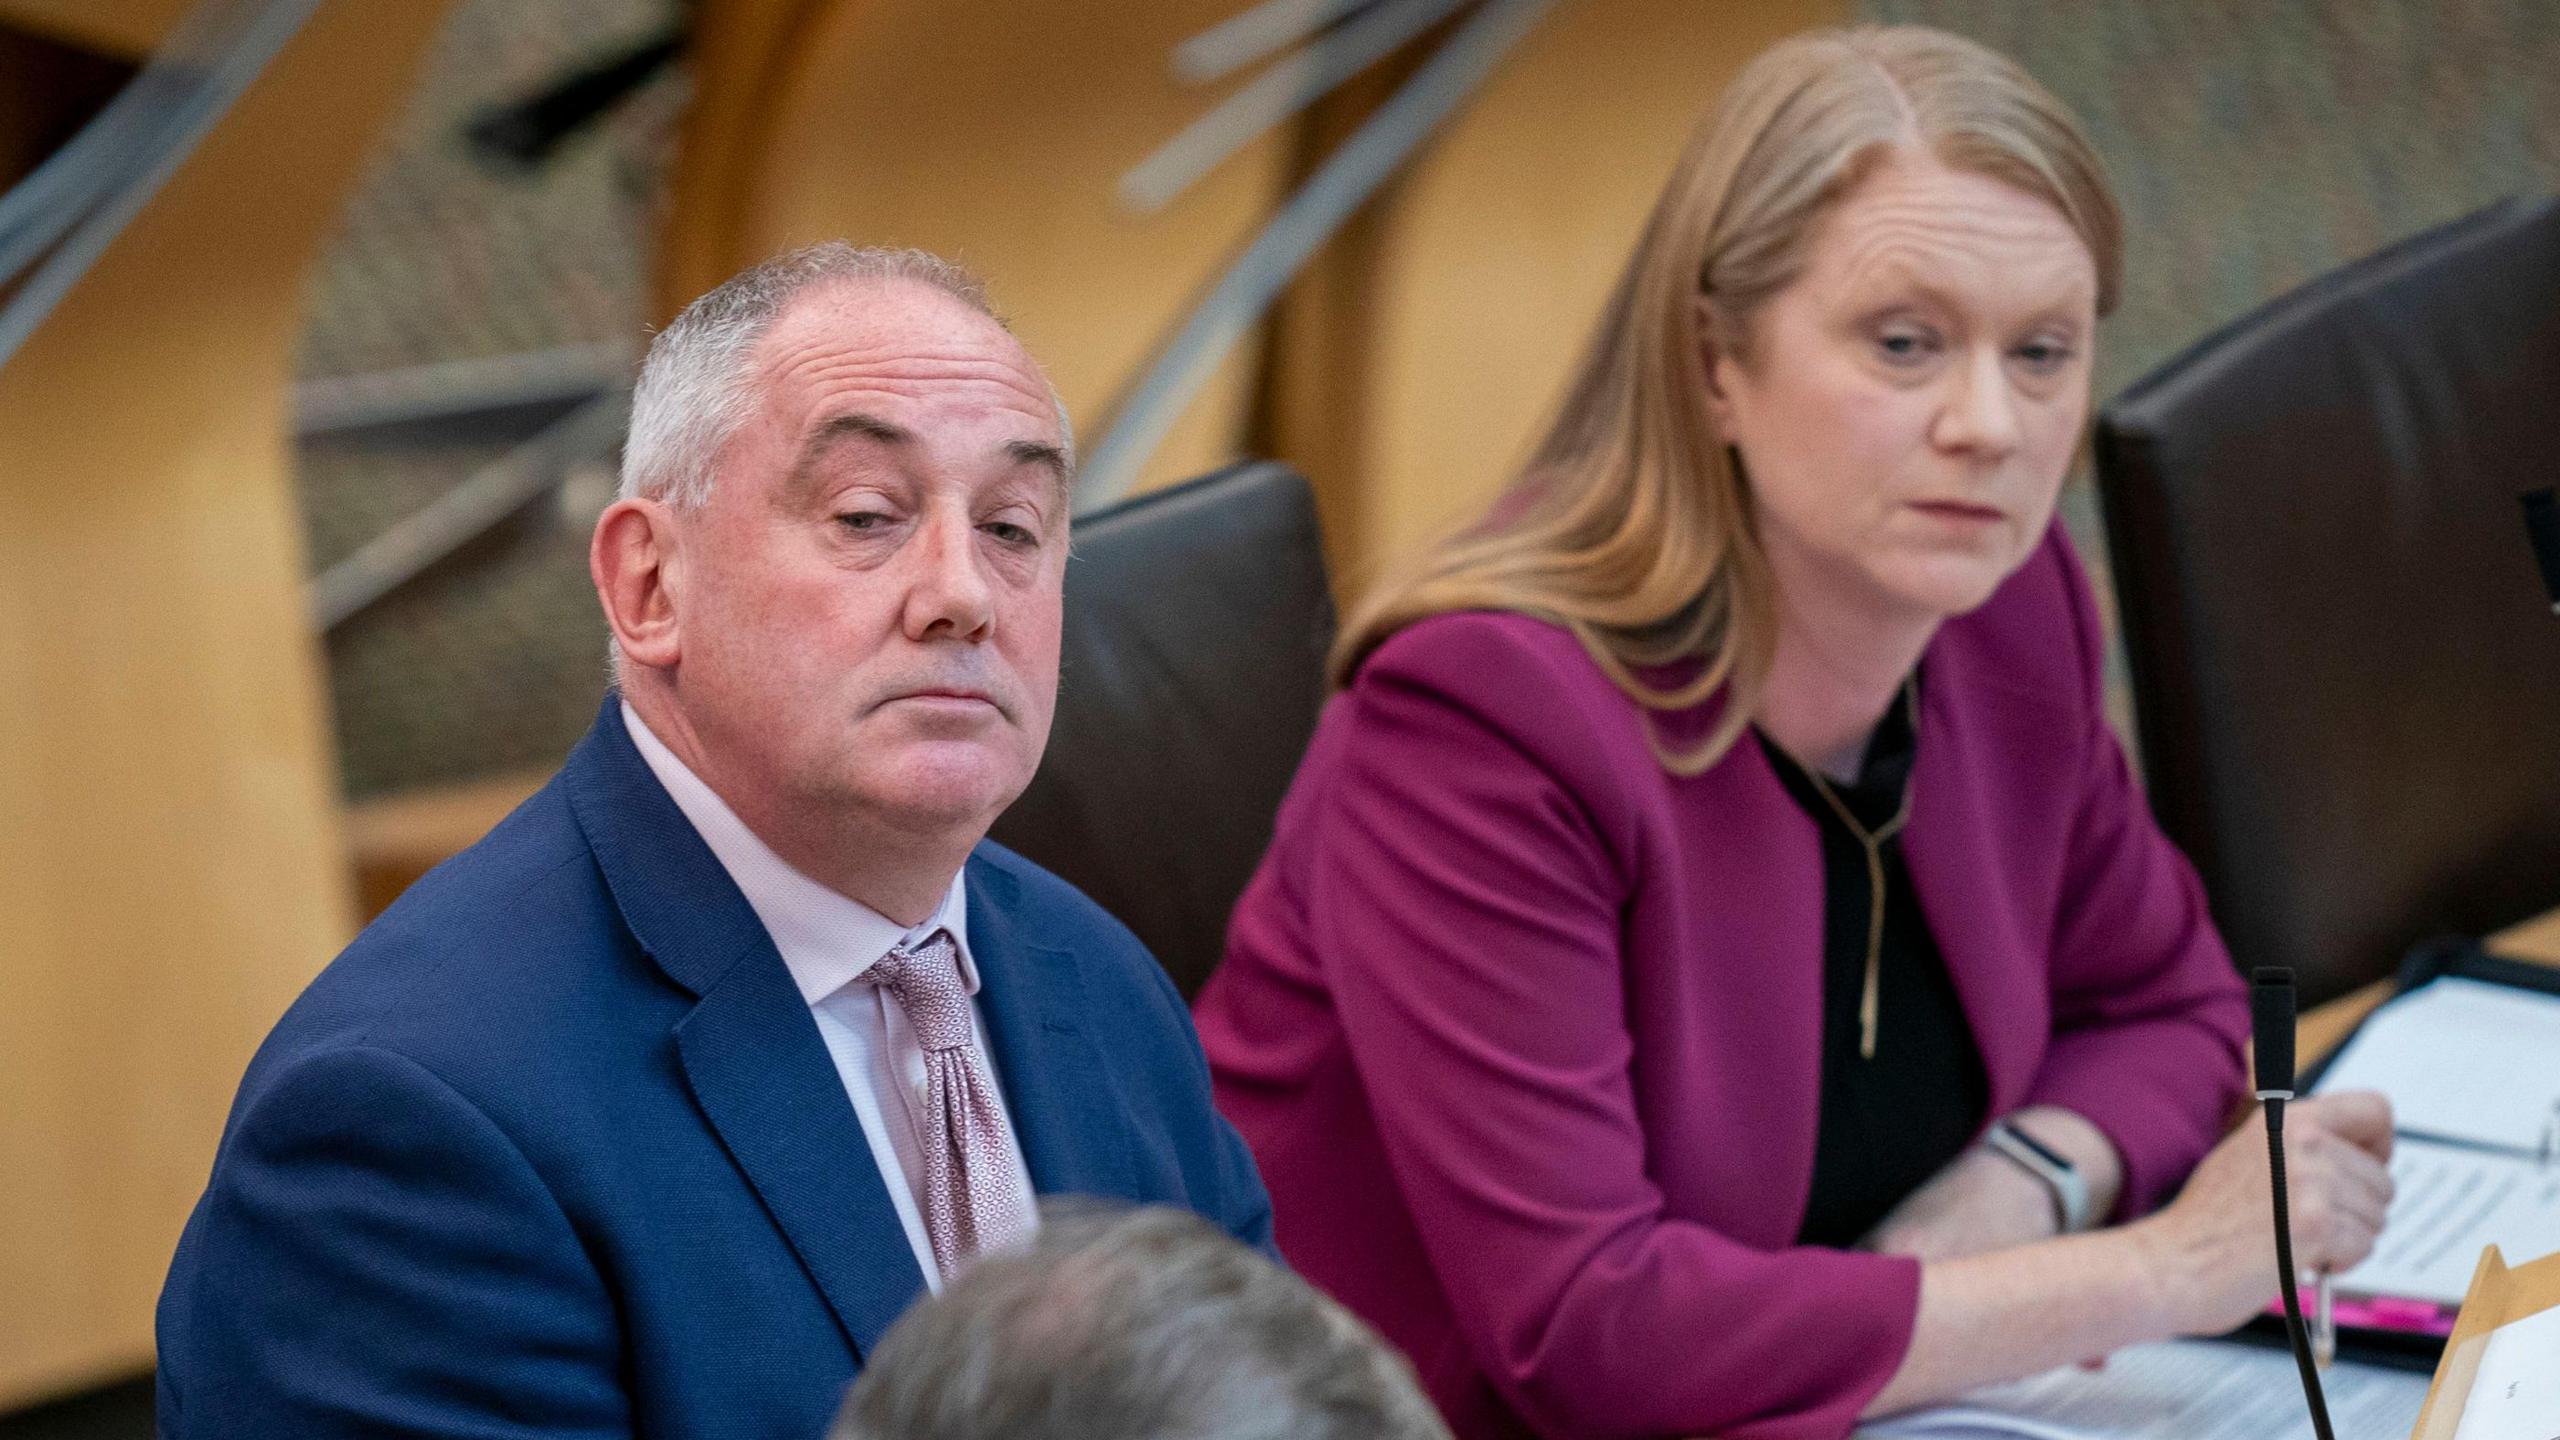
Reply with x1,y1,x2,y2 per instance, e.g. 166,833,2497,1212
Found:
0,0,185,58
1270,0,1844,593
669,0,1845,575
667,0,1292,497
0,0,455,1405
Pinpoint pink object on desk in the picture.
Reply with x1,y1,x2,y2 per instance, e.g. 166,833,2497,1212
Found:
2273,1288,2460,1337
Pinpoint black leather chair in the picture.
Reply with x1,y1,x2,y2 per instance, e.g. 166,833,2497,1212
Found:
2094,194,2560,1006
989,460,1336,999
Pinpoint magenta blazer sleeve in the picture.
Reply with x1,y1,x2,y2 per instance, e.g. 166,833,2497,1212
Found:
1307,620,1920,1440
2023,534,2249,1217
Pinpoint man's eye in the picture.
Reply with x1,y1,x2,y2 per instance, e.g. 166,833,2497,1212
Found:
835,512,890,532
982,521,1037,546
2014,340,2075,371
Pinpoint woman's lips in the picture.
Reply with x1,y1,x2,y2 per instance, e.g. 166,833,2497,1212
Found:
1909,499,2006,523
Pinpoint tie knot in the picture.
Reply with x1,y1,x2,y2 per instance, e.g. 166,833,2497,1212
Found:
872,930,972,1051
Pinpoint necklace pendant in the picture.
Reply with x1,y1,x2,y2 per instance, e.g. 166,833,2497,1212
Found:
1859,954,1881,1060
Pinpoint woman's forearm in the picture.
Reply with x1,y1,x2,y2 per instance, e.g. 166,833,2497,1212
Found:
2010,1104,2127,1222
1864,1219,2183,1417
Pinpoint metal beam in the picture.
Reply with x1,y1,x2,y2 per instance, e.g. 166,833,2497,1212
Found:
294,341,634,435
1076,0,1554,511
310,388,629,631
1121,0,1469,214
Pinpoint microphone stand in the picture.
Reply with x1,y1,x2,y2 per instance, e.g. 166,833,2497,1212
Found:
2252,967,2336,1440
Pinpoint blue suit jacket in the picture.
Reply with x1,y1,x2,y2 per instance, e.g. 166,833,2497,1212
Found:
156,700,1272,1439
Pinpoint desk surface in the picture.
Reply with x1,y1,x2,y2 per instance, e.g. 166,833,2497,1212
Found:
2296,909,2560,1062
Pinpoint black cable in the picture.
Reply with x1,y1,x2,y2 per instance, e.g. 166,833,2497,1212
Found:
2264,1097,2337,1440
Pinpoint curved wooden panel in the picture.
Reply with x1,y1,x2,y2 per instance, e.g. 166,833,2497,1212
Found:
0,0,189,59
665,0,1290,495
656,0,829,319
1270,0,1843,583
0,0,456,1404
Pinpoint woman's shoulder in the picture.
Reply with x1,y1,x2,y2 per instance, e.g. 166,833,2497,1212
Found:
1342,609,1663,784
1361,608,1601,692
1937,520,2107,720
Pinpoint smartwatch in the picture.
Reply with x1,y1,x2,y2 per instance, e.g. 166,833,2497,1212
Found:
1985,1118,2092,1233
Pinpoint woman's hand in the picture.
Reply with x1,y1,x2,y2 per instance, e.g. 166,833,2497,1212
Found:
2134,1090,2395,1336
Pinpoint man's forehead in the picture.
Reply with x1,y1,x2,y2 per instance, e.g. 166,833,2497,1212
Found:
749,285,1057,457
761,281,1046,394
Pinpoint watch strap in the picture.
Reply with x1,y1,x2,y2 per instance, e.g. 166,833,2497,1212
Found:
1985,1118,2092,1233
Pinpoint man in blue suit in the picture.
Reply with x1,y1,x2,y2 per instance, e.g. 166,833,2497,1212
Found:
155,244,1271,1439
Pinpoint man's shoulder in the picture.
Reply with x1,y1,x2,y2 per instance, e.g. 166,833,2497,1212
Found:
255,775,656,1097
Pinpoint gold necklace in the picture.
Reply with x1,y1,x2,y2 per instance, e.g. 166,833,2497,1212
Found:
1781,680,1919,1061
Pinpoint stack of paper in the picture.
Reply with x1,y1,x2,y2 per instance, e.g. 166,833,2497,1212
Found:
2316,978,2560,1305
1858,1341,2428,1440
2443,1303,2560,1440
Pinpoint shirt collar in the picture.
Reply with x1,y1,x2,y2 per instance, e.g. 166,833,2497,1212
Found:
622,700,977,1007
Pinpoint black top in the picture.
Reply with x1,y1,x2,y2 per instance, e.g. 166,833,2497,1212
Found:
1760,687,1991,1249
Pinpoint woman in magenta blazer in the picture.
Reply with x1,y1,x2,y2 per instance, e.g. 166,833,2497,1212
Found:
1195,26,2395,1440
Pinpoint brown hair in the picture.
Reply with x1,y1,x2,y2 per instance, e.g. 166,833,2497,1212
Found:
1330,25,2122,773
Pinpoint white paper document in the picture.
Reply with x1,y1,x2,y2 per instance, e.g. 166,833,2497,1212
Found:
2449,1302,2560,1440
2317,978,2560,1154
2308,975,2560,1304
2339,1140,2560,1306
1856,1340,2429,1440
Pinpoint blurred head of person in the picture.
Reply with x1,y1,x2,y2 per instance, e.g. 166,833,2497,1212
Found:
829,1204,1452,1440
593,244,1075,921
1334,24,2121,772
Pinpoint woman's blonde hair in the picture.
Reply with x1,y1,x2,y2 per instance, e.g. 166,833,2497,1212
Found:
1330,24,2123,773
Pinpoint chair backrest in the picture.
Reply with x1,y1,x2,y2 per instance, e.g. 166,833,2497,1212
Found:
989,461,1335,999
2094,194,2560,1005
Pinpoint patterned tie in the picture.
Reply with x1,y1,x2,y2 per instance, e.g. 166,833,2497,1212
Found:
867,929,1032,1276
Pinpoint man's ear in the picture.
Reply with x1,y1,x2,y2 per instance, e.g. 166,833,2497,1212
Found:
592,497,685,671
1694,294,1744,436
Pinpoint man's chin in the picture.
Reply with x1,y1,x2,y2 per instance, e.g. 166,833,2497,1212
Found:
844,746,1032,834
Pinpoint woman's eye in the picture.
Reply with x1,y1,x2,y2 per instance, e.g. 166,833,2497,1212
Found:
1876,329,1938,364
2014,340,2075,371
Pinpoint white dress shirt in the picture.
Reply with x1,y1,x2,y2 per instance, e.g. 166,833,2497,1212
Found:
623,703,1037,1289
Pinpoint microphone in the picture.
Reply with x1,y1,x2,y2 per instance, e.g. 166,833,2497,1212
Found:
2251,967,2335,1440
2251,969,2296,1101
2521,487,2560,613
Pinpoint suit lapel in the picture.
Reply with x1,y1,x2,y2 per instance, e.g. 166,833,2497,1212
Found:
964,853,1139,1200
560,698,926,1359
674,960,926,1358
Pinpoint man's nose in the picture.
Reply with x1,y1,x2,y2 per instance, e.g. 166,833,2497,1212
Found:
900,505,996,642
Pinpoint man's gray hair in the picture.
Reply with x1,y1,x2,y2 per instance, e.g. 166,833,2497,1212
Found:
830,1204,1452,1440
619,242,1072,508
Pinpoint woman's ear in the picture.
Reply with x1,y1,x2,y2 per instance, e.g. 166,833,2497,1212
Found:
591,498,685,672
1694,294,1744,437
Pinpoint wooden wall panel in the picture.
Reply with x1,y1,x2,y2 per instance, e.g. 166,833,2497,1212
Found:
0,0,186,59
1268,0,1846,591
667,0,1289,497
0,0,456,1405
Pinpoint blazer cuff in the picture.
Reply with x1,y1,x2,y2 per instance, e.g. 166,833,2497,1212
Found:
2024,1026,2241,1221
